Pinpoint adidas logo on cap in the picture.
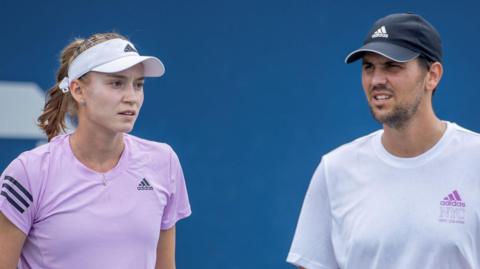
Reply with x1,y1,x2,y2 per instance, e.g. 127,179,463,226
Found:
371,26,388,38
124,44,137,53
137,178,153,191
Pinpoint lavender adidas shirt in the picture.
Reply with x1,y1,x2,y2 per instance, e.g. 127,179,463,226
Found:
0,134,191,269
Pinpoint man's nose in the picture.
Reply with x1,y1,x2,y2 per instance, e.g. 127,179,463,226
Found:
370,68,387,86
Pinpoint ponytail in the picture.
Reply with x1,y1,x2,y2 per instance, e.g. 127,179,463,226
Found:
37,39,83,141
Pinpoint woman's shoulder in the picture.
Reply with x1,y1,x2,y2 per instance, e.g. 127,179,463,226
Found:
17,134,69,163
2,135,70,194
124,134,181,168
124,134,172,152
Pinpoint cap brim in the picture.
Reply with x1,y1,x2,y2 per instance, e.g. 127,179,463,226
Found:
345,42,420,64
91,55,165,77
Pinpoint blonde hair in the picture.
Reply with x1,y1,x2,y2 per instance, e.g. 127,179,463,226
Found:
37,32,128,141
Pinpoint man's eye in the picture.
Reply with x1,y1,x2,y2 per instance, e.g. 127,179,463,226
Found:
363,64,373,71
387,64,402,69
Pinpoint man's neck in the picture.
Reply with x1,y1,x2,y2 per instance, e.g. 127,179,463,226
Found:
381,112,446,158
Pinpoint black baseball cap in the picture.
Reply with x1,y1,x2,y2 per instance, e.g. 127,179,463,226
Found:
345,13,442,64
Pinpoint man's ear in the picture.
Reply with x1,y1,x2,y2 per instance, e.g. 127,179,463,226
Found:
426,62,443,93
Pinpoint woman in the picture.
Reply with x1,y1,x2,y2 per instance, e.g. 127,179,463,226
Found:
0,33,191,269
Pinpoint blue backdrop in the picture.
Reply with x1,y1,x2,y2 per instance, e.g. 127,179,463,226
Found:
1,1,480,268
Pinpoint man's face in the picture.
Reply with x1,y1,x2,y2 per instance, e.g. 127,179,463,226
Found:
361,53,428,129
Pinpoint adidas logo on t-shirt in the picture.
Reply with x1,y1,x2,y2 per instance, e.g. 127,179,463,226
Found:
137,178,153,191
371,26,388,38
439,190,465,207
438,190,466,224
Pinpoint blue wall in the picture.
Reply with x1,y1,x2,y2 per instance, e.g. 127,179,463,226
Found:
1,1,480,268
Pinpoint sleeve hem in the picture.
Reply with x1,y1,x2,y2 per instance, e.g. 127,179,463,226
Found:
0,208,30,236
286,252,336,269
160,208,192,230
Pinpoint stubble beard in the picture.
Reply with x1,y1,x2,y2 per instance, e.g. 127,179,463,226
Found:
369,88,424,130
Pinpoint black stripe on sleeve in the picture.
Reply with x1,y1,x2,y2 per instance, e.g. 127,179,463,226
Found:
4,176,33,202
0,191,25,213
2,183,30,208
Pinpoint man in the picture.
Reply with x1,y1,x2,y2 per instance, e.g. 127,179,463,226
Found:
287,13,480,268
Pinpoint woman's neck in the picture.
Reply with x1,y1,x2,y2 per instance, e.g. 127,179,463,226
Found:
69,126,125,173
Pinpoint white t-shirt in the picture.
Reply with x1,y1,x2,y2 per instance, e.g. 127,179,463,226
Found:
287,122,480,269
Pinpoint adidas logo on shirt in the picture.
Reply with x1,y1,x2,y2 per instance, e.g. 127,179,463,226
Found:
0,175,33,214
438,190,466,224
137,178,153,191
371,26,388,38
439,190,465,207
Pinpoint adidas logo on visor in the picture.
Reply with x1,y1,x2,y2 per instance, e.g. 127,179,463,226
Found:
371,26,388,38
124,44,137,53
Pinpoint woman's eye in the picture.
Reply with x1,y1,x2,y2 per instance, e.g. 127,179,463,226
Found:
111,81,123,87
134,80,145,90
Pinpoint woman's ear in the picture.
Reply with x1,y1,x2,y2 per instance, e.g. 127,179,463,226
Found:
69,79,87,105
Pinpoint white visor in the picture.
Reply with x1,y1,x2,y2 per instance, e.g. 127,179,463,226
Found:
59,38,165,93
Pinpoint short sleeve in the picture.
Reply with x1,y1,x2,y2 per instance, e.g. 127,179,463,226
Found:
0,158,35,235
287,159,339,269
161,148,192,230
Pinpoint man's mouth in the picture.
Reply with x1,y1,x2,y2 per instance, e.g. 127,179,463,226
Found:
374,95,392,101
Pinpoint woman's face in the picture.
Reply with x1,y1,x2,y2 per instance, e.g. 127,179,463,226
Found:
77,63,145,135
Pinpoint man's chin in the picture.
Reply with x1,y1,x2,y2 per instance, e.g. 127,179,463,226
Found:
370,108,390,124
